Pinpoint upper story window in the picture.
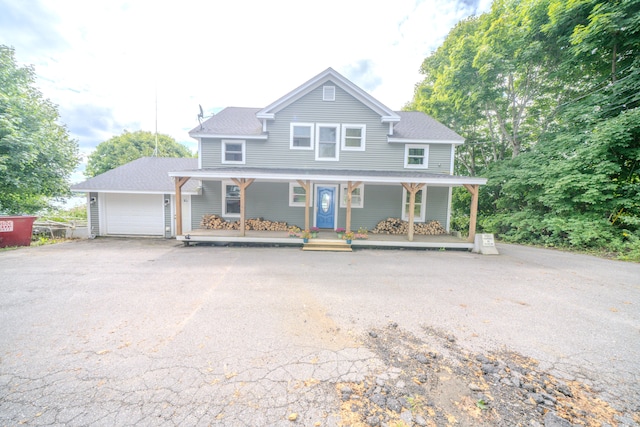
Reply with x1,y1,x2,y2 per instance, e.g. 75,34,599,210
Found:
340,183,364,208
323,85,335,101
290,123,314,150
222,140,245,164
402,187,426,222
404,144,429,169
222,180,241,217
341,124,366,151
316,124,340,161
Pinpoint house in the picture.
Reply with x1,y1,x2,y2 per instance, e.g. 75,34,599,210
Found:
71,157,199,237
172,68,485,242
73,68,486,243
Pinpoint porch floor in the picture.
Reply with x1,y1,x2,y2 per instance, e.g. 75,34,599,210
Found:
177,229,473,250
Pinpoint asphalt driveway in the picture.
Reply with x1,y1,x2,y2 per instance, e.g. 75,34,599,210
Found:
1,239,638,426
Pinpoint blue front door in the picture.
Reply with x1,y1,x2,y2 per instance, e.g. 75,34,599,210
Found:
316,186,335,229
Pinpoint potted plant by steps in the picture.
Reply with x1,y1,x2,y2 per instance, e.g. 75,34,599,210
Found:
343,231,354,244
335,227,345,239
310,226,319,238
301,229,311,243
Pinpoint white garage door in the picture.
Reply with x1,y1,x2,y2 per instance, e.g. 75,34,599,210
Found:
104,193,164,236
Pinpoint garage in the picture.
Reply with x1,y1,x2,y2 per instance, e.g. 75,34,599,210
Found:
103,193,164,236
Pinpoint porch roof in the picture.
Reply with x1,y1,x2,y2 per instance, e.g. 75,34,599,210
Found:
168,167,487,186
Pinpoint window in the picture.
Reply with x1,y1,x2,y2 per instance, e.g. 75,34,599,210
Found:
404,144,429,168
340,183,364,208
222,181,241,216
289,182,313,207
316,124,339,161
323,85,335,101
290,123,314,149
402,187,426,222
341,124,366,151
222,140,245,164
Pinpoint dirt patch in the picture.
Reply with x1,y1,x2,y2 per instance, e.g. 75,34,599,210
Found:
336,324,633,426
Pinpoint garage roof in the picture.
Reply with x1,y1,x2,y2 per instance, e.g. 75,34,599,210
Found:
71,157,200,194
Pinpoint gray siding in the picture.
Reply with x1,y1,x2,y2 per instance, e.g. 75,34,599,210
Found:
425,186,449,227
89,192,99,237
200,82,452,173
164,194,171,238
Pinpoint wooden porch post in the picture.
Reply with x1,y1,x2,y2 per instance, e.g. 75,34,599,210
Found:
345,181,362,233
401,183,425,242
463,184,479,242
296,180,311,230
232,178,255,236
174,176,190,236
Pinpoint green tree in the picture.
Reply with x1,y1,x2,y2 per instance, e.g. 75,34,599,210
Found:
85,130,194,177
0,45,79,214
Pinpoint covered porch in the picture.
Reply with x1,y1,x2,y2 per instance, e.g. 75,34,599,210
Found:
169,167,486,248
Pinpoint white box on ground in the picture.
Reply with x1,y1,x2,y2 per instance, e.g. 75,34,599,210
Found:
473,233,499,255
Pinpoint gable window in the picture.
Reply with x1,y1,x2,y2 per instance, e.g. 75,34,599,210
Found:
290,123,314,150
402,187,426,222
323,85,335,101
341,124,366,151
340,183,364,208
404,144,429,169
222,181,241,217
289,182,313,207
316,124,340,161
222,140,245,164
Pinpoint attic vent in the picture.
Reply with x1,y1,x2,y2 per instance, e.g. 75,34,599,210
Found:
323,85,335,101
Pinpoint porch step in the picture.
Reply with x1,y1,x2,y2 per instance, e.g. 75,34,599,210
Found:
302,239,352,252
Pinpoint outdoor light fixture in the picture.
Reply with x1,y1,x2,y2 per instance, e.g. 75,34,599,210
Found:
90,197,96,204
164,199,170,207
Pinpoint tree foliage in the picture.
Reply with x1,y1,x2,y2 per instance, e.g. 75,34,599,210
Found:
0,45,79,214
85,130,194,177
410,0,640,259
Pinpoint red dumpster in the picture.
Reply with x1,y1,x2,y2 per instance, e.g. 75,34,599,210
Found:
0,216,37,248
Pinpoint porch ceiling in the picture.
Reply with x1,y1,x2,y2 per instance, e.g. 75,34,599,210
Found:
168,167,487,186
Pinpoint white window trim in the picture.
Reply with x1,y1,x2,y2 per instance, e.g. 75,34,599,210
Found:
401,187,427,222
221,140,246,164
289,123,314,150
221,180,241,217
315,123,340,161
289,182,313,207
404,144,429,169
341,124,366,151
339,183,364,208
323,85,335,101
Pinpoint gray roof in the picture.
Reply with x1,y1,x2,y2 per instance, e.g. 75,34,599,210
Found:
71,157,200,194
392,111,464,142
189,107,462,142
189,107,264,137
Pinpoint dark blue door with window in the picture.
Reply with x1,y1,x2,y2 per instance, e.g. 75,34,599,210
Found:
316,186,335,229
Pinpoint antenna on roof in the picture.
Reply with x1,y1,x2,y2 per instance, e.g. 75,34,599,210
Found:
197,104,204,130
154,86,159,156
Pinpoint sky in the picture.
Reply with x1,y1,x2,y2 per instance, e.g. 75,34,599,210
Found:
0,0,492,180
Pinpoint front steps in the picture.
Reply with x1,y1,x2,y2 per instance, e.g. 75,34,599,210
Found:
302,239,352,252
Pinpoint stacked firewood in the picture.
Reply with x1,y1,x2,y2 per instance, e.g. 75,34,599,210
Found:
200,214,290,231
370,218,447,235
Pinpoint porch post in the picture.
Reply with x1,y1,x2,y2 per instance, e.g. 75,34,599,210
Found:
345,181,362,233
174,177,190,236
296,180,311,230
232,178,255,237
401,183,425,242
463,184,479,242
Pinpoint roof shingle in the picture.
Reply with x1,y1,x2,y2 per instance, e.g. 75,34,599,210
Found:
71,157,199,193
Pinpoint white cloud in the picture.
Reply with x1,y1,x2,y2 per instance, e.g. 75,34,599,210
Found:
1,0,491,159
